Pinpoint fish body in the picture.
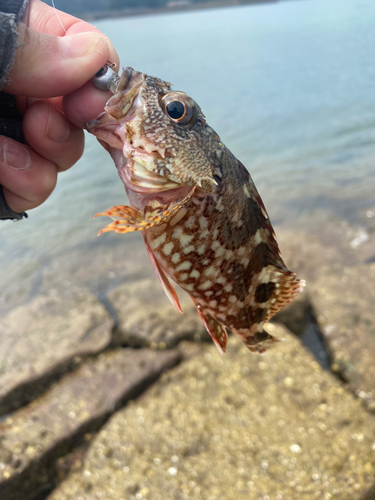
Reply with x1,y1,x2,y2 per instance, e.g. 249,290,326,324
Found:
87,67,303,354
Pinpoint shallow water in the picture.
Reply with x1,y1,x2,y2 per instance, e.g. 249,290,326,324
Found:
1,0,374,313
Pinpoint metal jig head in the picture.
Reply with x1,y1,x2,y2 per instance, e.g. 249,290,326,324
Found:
92,61,120,94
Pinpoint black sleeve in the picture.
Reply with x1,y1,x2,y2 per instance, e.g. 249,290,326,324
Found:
0,0,30,221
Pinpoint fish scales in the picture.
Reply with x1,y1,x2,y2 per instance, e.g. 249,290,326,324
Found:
87,67,304,354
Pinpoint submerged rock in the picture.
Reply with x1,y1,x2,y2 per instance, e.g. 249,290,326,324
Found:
48,325,375,500
312,263,375,411
272,291,312,336
278,230,375,411
0,348,180,500
0,289,113,416
108,278,209,349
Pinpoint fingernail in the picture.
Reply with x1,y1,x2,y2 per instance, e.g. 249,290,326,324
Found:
2,139,31,170
61,32,102,59
46,106,70,142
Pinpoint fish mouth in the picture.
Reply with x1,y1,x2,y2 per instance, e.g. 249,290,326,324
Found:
88,66,184,195
106,147,193,212
122,137,182,194
88,66,218,199
88,66,211,205
125,160,182,193
107,147,183,196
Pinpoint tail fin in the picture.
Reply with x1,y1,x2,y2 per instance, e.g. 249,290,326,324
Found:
264,267,305,323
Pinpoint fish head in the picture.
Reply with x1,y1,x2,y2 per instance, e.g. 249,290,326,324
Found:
86,67,219,201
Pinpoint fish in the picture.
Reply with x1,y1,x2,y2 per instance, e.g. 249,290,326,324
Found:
86,67,304,354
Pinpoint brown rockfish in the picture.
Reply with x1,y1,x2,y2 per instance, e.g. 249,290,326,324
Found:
87,67,303,354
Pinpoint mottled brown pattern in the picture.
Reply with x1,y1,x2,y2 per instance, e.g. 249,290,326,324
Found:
87,67,304,354
255,282,277,304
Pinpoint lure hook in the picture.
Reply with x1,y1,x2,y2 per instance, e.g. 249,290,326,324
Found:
92,61,120,93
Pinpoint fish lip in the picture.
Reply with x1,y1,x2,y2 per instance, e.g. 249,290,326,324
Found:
104,69,145,122
116,66,134,92
118,67,144,93
126,183,195,213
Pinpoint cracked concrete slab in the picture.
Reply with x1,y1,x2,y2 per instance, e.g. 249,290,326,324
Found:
48,325,375,500
311,263,375,411
108,278,209,348
0,288,114,416
0,348,180,500
278,230,375,412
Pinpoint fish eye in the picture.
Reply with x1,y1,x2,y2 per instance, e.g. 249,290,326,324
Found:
160,92,197,127
166,100,186,120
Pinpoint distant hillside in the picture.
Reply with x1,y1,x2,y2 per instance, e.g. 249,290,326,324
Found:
55,0,165,17
52,0,275,19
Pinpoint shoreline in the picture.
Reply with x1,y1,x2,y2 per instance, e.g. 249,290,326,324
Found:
80,0,278,22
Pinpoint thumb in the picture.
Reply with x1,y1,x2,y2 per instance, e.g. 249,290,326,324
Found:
6,23,110,98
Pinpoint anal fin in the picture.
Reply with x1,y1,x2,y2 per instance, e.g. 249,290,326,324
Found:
244,329,281,354
193,301,228,354
143,235,182,314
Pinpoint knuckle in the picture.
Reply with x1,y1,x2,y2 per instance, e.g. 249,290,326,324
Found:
27,163,57,204
57,129,85,172
41,168,58,199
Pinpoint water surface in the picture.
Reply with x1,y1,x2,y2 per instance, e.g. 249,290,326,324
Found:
1,0,374,312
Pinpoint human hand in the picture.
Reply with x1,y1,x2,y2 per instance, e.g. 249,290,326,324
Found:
1,0,119,213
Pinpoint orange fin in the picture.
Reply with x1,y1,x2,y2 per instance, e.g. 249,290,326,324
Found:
94,187,196,235
193,301,228,354
143,235,182,314
94,205,143,234
94,203,168,235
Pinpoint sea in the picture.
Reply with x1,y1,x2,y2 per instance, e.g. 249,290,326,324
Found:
1,0,374,315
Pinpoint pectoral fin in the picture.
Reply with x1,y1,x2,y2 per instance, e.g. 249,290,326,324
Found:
94,203,174,235
143,235,183,314
95,187,196,235
94,205,144,234
193,301,228,354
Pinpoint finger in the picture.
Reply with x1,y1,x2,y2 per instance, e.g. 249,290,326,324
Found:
0,136,57,212
17,96,64,116
63,80,113,129
24,0,119,125
22,101,84,172
27,0,118,64
27,0,92,36
29,0,105,38
6,23,110,98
